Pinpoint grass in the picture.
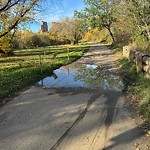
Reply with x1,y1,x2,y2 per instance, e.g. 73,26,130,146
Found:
119,58,150,118
110,44,150,129
0,44,90,102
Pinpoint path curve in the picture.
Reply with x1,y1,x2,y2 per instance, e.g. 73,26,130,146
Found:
0,44,149,150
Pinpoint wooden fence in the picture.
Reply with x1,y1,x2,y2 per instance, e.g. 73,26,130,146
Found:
123,46,150,79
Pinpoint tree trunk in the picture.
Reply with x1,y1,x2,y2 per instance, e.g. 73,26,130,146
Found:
0,49,7,55
106,27,115,44
71,40,77,45
73,39,78,44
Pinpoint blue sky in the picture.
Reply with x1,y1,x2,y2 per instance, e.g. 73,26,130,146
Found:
27,0,85,32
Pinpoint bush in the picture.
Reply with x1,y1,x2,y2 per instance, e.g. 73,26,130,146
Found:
124,27,150,55
128,40,150,55
11,31,53,49
39,33,52,47
31,34,42,47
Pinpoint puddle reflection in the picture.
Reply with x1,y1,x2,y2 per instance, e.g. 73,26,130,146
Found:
37,63,124,91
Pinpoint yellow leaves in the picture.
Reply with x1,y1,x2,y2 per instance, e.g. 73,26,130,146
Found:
49,31,58,41
82,28,110,43
83,28,101,41
92,27,99,33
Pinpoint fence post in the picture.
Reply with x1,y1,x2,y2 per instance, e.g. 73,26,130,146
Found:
129,49,136,62
135,52,143,73
43,47,47,62
123,46,129,58
67,48,69,60
39,55,43,74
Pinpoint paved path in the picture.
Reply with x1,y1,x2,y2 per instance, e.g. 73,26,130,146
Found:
0,45,149,150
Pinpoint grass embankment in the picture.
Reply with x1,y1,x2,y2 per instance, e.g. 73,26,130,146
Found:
0,45,90,103
110,44,150,128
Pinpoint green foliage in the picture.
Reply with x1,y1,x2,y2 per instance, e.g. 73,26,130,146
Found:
112,15,134,44
128,40,150,55
19,30,33,49
31,34,42,47
74,0,150,49
75,0,119,43
125,0,150,40
10,31,53,49
39,33,52,47
112,0,150,53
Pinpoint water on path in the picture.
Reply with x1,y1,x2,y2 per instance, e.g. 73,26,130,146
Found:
37,62,124,91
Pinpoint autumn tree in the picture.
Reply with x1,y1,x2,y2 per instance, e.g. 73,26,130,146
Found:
75,0,120,43
66,18,85,44
11,30,52,49
49,18,85,44
125,0,150,40
0,0,43,54
0,0,45,38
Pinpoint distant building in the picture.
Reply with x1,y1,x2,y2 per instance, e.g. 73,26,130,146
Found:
41,21,48,32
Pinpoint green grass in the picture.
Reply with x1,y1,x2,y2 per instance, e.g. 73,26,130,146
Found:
111,43,150,126
119,58,150,118
0,45,90,101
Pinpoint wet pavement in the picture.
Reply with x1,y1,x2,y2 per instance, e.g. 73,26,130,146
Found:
37,49,124,91
0,45,149,150
37,63,124,91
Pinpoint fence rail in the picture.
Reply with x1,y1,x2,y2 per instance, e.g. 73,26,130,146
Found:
123,46,150,79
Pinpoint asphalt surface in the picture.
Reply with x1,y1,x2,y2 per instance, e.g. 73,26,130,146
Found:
0,45,149,150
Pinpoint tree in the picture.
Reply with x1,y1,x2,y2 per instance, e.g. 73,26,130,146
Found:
0,0,45,54
11,30,52,49
0,0,43,39
31,34,42,47
75,0,120,43
49,21,68,44
65,18,85,44
19,30,33,49
38,32,52,47
49,18,85,44
125,0,150,40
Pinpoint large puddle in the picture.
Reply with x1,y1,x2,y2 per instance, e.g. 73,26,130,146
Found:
37,63,124,91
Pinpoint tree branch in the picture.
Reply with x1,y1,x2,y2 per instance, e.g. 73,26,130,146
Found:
0,0,20,12
0,0,40,38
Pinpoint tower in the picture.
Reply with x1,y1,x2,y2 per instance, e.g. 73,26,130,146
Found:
40,21,48,32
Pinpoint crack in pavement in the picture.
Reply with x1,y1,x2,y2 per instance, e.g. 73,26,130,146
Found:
49,92,101,150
